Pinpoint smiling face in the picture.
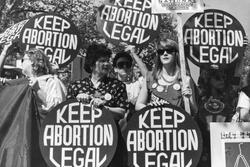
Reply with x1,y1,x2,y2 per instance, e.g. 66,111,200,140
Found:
92,56,111,76
158,49,177,65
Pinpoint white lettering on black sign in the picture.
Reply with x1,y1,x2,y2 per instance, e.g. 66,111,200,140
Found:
21,14,80,67
0,20,28,44
125,104,202,167
98,0,160,46
40,100,117,167
183,9,246,68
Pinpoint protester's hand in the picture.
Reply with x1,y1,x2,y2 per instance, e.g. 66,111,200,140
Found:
76,93,91,103
91,97,106,108
29,77,39,90
51,61,59,72
124,44,136,54
182,76,192,98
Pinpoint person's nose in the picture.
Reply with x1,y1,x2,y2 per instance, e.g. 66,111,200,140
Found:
163,51,170,55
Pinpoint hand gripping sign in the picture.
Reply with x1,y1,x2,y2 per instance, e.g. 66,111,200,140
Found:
39,99,118,167
96,0,161,47
0,13,81,68
124,103,202,167
183,9,246,69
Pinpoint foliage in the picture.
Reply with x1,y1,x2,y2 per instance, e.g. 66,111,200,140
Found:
0,0,177,82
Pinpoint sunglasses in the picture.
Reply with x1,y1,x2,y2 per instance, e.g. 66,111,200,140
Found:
157,48,177,55
116,61,132,69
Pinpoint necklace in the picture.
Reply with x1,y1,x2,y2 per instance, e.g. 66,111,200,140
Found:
160,70,179,85
152,69,181,93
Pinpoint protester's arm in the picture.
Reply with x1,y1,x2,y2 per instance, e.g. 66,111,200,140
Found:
0,43,12,75
129,46,148,78
135,78,148,111
237,91,250,121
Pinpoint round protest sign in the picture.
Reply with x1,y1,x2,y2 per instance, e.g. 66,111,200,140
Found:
19,13,81,67
124,103,202,167
39,99,118,167
0,20,29,44
183,9,246,69
96,0,161,47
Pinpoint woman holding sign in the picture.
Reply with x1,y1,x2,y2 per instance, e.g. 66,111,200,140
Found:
135,37,198,114
67,43,128,167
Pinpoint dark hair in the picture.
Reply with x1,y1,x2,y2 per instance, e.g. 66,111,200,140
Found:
84,43,112,73
113,51,133,68
24,48,52,75
198,69,229,97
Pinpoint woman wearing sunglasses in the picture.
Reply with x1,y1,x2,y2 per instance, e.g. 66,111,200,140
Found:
135,37,198,114
113,46,148,131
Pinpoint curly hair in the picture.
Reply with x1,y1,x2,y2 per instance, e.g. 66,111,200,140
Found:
24,48,53,76
84,43,112,73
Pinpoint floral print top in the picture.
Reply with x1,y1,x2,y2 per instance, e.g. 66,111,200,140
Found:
67,76,128,110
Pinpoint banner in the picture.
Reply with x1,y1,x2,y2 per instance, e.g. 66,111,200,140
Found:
151,0,204,14
124,103,202,167
20,13,81,67
210,123,250,167
183,9,246,69
0,20,29,44
0,79,46,167
39,99,118,167
96,0,161,46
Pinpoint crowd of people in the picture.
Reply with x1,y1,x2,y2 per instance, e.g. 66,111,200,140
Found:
0,34,250,166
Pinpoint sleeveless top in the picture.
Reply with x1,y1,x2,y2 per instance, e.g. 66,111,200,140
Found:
146,71,183,107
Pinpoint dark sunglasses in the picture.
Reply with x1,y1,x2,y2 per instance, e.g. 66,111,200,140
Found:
157,48,177,55
116,61,132,69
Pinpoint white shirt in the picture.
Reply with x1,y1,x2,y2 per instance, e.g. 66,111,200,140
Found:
126,77,143,105
237,91,250,111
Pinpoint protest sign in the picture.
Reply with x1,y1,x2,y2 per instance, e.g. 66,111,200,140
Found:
39,99,118,167
0,20,29,44
124,103,202,167
210,123,250,167
96,0,161,47
151,0,204,14
183,9,246,69
19,13,81,67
